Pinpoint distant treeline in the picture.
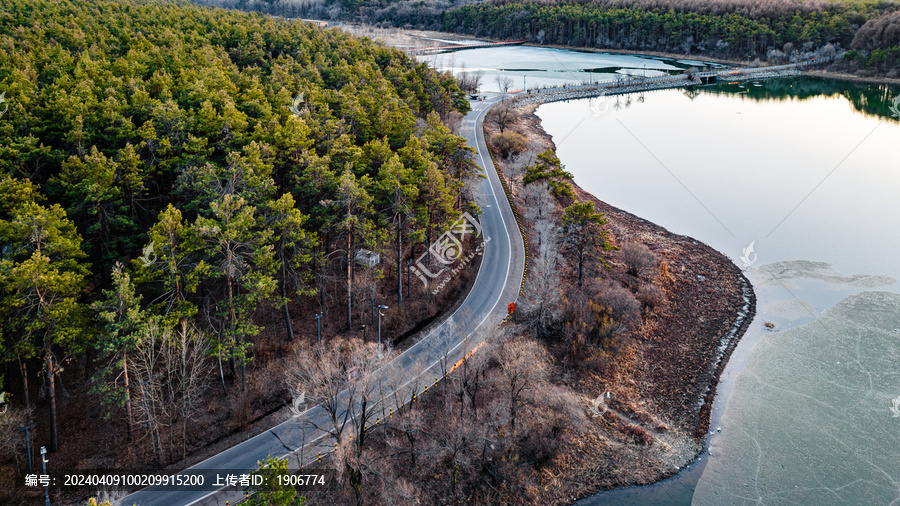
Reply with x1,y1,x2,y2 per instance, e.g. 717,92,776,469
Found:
436,1,852,56
203,0,900,75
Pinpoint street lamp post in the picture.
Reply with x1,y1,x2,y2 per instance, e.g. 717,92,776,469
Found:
406,259,411,298
377,305,389,346
18,422,34,473
314,312,323,350
40,446,49,506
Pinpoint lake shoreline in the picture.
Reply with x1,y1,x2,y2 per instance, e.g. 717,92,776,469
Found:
373,25,900,87
503,102,757,499
523,43,900,86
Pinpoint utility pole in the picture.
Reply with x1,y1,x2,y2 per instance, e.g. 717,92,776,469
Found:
378,305,389,346
18,422,34,473
406,259,411,298
41,446,49,506
314,312,322,351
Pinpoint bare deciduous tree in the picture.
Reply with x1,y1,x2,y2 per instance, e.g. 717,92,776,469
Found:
374,475,422,505
450,329,493,420
489,102,515,133
435,316,459,408
286,337,391,498
0,404,32,472
495,75,513,94
287,339,361,444
384,405,426,468
456,65,483,93
620,241,658,280
132,321,166,465
596,279,641,328
431,409,484,501
637,283,666,308
523,182,554,224
580,278,642,352
169,321,211,459
518,217,564,337
132,320,211,464
492,332,551,432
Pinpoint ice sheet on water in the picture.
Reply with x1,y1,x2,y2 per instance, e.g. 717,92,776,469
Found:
755,260,896,290
693,290,900,505
760,297,820,322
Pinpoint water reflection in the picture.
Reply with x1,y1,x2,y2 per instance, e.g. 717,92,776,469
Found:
595,77,900,123
706,77,900,122
429,42,900,503
535,74,900,505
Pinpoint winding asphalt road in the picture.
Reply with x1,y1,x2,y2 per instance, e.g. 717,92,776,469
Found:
118,93,525,506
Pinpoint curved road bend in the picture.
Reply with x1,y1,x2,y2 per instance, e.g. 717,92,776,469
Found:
120,93,525,506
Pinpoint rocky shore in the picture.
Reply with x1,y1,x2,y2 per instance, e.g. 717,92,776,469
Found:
574,178,756,441
491,102,756,499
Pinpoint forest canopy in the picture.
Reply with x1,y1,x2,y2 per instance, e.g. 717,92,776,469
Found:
0,0,474,456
